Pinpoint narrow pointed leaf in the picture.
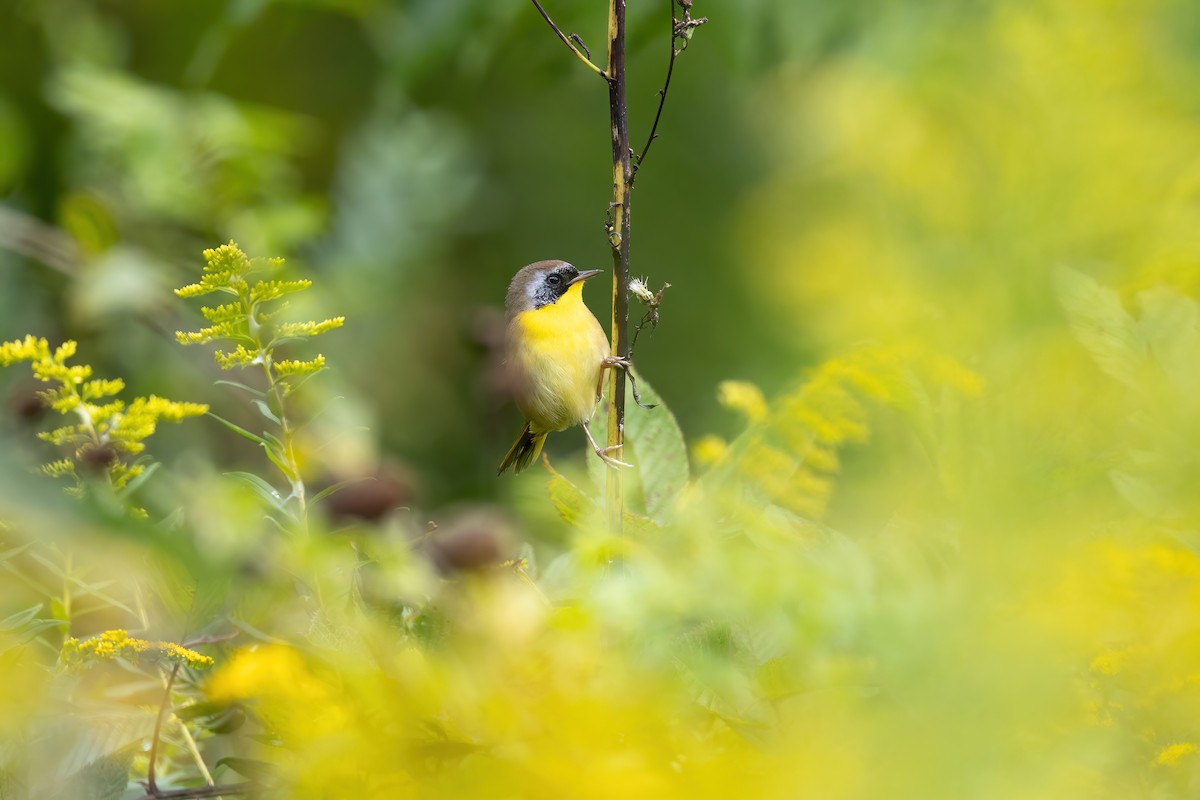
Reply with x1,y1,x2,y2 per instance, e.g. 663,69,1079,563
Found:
224,472,283,506
206,412,268,446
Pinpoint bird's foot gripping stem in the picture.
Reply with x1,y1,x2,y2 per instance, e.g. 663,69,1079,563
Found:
601,355,632,370
582,420,632,469
600,355,657,410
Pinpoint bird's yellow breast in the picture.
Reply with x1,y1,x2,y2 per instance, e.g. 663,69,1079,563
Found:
509,283,608,433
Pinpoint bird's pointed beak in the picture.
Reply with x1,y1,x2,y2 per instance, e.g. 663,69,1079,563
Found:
569,269,604,286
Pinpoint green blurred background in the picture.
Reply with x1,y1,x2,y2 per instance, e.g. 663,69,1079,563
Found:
0,0,811,504
4,0,1198,507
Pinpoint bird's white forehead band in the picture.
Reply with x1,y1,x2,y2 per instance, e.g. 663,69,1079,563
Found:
526,263,572,302
525,273,545,302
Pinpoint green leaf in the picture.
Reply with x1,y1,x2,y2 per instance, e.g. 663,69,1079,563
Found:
548,472,597,528
261,443,297,483
3,618,67,647
0,769,25,799
225,471,283,506
207,412,268,446
65,749,133,800
64,578,136,616
1056,268,1144,387
207,706,247,734
214,378,265,397
1137,287,1200,396
176,701,247,734
50,704,153,777
310,477,373,506
174,699,237,720
623,371,688,520
587,370,688,522
547,468,663,535
252,399,281,424
0,609,66,653
216,756,274,780
0,605,42,632
0,543,32,565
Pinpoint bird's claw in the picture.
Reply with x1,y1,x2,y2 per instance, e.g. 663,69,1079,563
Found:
594,445,632,469
602,355,632,370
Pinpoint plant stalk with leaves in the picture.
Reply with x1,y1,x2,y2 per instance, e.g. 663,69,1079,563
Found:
175,242,344,521
530,0,703,531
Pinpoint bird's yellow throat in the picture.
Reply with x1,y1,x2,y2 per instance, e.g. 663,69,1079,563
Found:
514,282,593,341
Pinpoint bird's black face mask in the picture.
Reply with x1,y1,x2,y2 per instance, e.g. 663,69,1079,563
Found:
530,264,580,310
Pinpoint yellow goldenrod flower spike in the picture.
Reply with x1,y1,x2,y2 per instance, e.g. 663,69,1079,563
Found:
276,318,346,339
59,629,215,672
273,356,326,379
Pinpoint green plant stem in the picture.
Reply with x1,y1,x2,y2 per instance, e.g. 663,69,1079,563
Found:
259,355,306,515
242,293,307,520
60,550,72,640
147,662,181,794
605,0,632,534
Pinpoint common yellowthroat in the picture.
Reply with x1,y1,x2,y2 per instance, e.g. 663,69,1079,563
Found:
498,260,629,474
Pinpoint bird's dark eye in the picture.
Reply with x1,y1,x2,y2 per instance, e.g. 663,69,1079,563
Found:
547,274,562,286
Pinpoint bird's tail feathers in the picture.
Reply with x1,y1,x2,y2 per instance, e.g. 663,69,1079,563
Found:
498,422,547,475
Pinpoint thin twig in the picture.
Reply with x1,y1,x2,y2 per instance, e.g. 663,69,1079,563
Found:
180,631,240,649
632,1,706,183
630,310,654,356
628,281,670,358
632,0,679,184
529,0,608,79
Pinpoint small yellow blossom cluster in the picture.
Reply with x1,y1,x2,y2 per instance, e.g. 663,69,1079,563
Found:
0,335,207,491
60,629,215,672
175,241,343,385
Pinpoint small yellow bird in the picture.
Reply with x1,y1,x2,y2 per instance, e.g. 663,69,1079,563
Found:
498,260,629,475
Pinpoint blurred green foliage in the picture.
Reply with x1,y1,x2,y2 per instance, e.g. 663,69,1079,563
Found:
2,0,1200,797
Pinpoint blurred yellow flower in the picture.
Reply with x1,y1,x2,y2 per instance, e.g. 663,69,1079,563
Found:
691,434,728,466
208,644,316,701
1155,742,1197,767
717,380,768,423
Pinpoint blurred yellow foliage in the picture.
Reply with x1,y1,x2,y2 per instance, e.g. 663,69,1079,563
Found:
3,1,1200,798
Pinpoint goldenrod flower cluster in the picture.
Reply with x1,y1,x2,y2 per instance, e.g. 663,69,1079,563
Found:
175,241,343,385
59,629,214,672
0,335,207,491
